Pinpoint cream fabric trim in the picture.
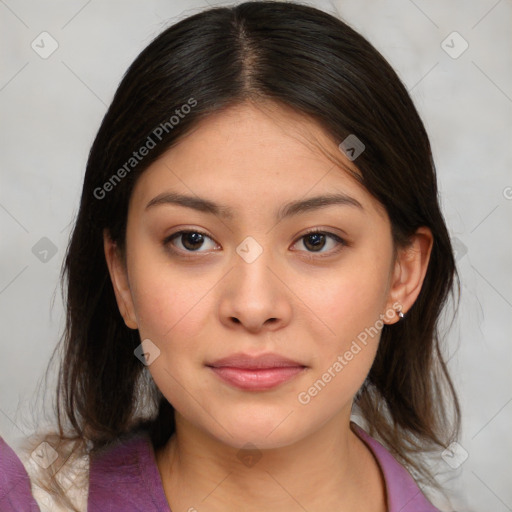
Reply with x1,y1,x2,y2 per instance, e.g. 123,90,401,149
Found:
17,445,90,512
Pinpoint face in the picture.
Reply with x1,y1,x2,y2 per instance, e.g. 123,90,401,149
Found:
106,102,409,450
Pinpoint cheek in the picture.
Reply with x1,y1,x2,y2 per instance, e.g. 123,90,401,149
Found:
295,284,384,418
300,250,392,398
131,266,212,346
312,257,391,345
129,262,215,413
126,232,207,327
124,243,219,381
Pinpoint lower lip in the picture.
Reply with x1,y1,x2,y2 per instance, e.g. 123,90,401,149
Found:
208,366,306,391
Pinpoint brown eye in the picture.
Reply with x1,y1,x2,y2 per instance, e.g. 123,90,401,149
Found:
303,232,327,252
293,229,346,255
164,230,218,253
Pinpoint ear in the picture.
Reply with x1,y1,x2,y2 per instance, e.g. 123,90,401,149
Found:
103,229,138,330
384,226,433,324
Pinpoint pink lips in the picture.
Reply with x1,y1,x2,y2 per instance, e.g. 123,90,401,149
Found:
206,352,307,391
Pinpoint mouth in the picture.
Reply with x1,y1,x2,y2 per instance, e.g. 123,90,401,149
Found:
206,353,307,391
207,366,307,391
207,352,306,369
206,352,308,391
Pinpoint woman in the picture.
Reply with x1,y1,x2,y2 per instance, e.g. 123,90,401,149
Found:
0,2,460,510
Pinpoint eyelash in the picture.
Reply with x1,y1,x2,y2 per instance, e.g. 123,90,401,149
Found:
162,227,347,259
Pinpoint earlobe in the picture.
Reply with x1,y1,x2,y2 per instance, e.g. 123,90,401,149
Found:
103,229,138,330
384,227,433,324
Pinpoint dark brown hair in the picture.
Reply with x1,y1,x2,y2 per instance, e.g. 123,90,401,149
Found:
23,2,460,510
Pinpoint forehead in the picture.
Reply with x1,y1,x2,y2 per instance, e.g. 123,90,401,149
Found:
129,101,387,221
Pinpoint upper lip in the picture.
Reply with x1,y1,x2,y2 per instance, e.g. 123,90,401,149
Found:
207,352,306,369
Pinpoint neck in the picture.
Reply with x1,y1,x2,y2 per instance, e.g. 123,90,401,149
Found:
155,411,387,512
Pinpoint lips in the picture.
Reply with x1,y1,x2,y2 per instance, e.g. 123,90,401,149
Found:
206,352,307,391
207,352,306,369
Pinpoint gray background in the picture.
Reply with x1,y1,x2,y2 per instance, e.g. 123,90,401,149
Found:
1,1,511,510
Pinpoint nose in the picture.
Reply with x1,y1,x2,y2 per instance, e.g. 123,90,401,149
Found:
218,248,292,334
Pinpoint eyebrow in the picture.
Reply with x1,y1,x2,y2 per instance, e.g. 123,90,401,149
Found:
145,191,363,221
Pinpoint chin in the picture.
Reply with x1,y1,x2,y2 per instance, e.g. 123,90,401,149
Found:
205,412,305,451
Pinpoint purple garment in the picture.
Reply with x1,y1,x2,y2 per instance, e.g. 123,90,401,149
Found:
0,425,440,511
354,425,441,512
0,435,40,511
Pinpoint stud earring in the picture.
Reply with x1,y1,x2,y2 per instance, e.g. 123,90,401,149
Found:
396,308,405,319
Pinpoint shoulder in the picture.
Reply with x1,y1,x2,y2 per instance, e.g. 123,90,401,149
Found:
2,433,89,512
0,434,41,511
1,429,169,512
352,423,441,512
87,429,171,511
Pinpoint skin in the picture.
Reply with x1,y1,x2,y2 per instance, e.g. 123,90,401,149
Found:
104,101,433,512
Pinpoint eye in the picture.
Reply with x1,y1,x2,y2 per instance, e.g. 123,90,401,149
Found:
292,228,346,256
163,228,347,258
163,230,218,254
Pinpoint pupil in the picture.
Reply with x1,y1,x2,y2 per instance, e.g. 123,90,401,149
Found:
305,233,325,251
183,232,204,250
